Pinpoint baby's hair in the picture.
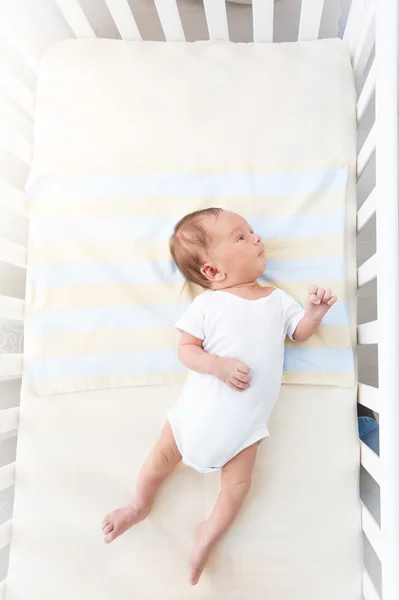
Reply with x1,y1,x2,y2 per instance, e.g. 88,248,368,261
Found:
170,207,223,288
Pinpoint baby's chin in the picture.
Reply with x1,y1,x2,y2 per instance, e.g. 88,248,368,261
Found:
256,257,266,276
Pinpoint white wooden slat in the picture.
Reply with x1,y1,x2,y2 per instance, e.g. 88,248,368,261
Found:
0,375,21,384
0,239,27,268
0,520,12,551
203,0,229,41
0,463,15,492
153,0,185,41
357,123,376,180
298,0,325,41
360,441,380,484
0,408,19,435
0,178,28,216
104,0,141,40
361,501,382,560
358,321,378,345
0,580,5,600
252,0,274,43
0,354,23,378
363,569,381,600
343,0,363,51
55,0,96,38
357,188,376,233
0,21,39,73
353,1,375,77
357,62,375,123
0,119,32,165
358,383,379,413
344,0,375,55
0,296,24,321
0,65,35,118
357,253,377,287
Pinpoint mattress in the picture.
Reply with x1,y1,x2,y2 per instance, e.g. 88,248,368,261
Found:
7,39,362,599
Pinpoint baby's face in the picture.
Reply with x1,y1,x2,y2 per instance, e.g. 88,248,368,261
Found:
203,211,265,287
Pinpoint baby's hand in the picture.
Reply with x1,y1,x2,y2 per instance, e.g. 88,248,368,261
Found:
305,286,337,322
212,357,251,392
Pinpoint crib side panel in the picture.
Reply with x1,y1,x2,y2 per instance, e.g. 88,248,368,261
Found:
354,0,399,598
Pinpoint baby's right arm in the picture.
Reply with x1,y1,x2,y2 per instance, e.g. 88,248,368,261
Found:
178,331,251,392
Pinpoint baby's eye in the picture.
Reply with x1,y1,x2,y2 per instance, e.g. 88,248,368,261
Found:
237,235,245,242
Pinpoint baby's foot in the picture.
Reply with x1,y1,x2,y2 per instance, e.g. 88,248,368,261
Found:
188,522,215,586
102,504,149,544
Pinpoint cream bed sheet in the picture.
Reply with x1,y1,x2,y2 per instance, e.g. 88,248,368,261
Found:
7,39,362,599
8,385,362,600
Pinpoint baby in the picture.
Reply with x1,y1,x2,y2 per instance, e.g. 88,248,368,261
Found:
102,208,337,585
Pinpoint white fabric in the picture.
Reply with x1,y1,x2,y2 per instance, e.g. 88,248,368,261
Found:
7,38,362,600
168,289,305,472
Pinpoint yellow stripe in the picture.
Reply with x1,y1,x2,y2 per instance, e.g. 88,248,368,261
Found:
24,372,188,398
28,239,170,265
282,371,355,386
26,327,180,358
264,234,344,260
29,233,344,265
29,189,345,220
285,326,351,349
26,279,346,311
25,368,354,398
26,281,197,311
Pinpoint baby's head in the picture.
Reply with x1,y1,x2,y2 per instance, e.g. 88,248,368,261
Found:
170,208,265,289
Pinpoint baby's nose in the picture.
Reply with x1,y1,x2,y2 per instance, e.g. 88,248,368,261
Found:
254,234,261,244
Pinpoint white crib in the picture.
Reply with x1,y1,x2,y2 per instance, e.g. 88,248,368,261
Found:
0,0,397,599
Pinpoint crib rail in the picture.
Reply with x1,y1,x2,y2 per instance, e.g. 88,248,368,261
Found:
354,0,399,598
54,0,336,43
0,10,31,591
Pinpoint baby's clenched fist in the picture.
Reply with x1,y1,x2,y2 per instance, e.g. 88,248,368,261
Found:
212,356,251,392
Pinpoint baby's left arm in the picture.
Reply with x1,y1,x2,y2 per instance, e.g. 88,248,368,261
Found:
293,286,337,342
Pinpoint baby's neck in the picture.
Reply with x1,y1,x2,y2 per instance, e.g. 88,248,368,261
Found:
211,281,275,301
218,281,259,293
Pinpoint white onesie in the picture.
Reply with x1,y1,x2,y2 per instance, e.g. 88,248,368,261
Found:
167,288,305,473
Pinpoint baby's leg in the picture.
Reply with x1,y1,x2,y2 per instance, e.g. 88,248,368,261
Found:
102,421,181,544
189,442,257,585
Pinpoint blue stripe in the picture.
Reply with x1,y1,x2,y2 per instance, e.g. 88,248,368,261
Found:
283,348,354,373
27,168,347,199
27,255,345,287
26,304,188,334
27,261,183,288
264,256,346,282
320,301,349,326
25,349,185,382
29,212,345,244
25,346,353,382
28,217,177,244
26,301,350,335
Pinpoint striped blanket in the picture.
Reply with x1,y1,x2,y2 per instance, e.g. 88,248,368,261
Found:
24,165,354,396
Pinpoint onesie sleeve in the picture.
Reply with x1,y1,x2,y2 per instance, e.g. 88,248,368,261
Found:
279,289,305,341
175,294,206,340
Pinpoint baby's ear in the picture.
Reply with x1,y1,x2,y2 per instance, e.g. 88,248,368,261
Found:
200,263,225,282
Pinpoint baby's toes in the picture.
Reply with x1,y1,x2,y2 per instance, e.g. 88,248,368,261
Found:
105,529,119,544
103,523,113,535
